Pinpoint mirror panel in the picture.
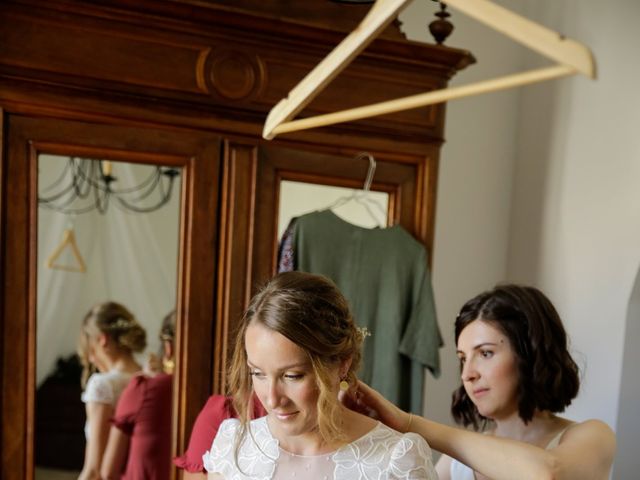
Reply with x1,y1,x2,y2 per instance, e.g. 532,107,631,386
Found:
35,155,181,478
278,180,390,238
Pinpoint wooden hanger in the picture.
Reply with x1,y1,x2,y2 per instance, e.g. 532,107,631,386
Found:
262,0,596,140
46,229,87,273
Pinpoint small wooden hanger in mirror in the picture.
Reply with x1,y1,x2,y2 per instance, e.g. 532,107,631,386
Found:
262,0,596,140
46,229,87,273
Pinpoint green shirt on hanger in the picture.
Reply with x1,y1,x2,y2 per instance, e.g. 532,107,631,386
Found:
292,209,442,413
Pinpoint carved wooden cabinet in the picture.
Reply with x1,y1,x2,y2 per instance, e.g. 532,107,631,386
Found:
0,1,474,478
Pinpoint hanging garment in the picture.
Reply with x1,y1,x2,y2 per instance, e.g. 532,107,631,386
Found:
277,218,297,273
111,373,173,480
286,209,441,413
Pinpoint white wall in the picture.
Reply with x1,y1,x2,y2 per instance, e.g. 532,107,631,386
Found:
506,0,640,474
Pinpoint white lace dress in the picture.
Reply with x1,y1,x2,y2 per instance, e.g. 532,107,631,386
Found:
80,369,134,439
203,417,437,480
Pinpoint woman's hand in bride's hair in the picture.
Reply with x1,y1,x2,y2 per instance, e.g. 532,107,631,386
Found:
341,381,411,433
339,382,378,419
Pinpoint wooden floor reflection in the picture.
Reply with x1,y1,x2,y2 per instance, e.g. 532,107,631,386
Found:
35,467,80,480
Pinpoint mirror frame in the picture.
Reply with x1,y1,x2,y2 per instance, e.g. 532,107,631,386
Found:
0,114,222,479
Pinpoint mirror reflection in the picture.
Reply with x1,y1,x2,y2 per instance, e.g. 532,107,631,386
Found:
277,180,390,238
35,154,181,480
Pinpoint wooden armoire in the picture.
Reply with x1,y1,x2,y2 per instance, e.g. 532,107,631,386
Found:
0,1,474,478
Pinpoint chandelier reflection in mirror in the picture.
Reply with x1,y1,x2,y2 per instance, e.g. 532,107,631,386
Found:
38,158,180,214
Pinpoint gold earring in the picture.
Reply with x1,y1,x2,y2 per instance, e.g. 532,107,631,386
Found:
339,378,349,392
162,358,175,374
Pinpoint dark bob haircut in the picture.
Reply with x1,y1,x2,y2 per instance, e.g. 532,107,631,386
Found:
451,284,580,430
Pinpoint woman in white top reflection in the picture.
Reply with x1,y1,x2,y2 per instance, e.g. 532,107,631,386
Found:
77,301,145,480
204,271,437,480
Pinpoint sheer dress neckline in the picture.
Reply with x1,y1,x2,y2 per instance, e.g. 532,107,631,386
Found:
269,418,383,459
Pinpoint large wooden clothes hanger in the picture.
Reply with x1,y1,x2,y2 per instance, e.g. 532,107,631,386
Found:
262,0,596,140
46,228,87,273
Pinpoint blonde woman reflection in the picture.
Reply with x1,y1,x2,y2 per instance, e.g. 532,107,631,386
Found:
204,271,437,480
77,302,146,480
101,311,175,480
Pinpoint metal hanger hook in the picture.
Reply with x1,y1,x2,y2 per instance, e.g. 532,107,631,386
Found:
355,152,376,192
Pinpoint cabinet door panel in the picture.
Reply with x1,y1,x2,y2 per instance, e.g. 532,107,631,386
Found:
212,144,436,387
0,115,220,480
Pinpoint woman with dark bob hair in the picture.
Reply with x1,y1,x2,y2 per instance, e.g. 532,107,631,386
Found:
344,284,616,480
203,271,438,479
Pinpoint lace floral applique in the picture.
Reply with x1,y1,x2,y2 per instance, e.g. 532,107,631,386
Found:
203,417,278,480
386,433,436,479
333,424,436,480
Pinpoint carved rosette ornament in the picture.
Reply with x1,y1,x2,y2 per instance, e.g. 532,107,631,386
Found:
196,47,266,101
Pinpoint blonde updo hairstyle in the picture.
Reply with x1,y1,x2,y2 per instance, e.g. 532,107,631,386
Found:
228,271,364,446
78,301,147,386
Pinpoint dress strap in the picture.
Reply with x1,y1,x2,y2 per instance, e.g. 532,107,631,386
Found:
545,426,570,450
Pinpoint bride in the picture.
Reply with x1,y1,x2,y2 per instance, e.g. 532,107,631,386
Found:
204,271,437,480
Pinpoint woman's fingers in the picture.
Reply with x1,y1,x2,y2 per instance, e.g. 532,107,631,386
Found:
339,385,378,418
354,381,409,432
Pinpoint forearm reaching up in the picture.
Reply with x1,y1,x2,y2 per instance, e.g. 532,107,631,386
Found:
348,381,615,480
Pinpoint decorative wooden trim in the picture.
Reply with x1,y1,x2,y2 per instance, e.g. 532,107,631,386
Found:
413,148,440,265
171,139,221,470
214,141,259,394
195,48,212,94
2,115,33,480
